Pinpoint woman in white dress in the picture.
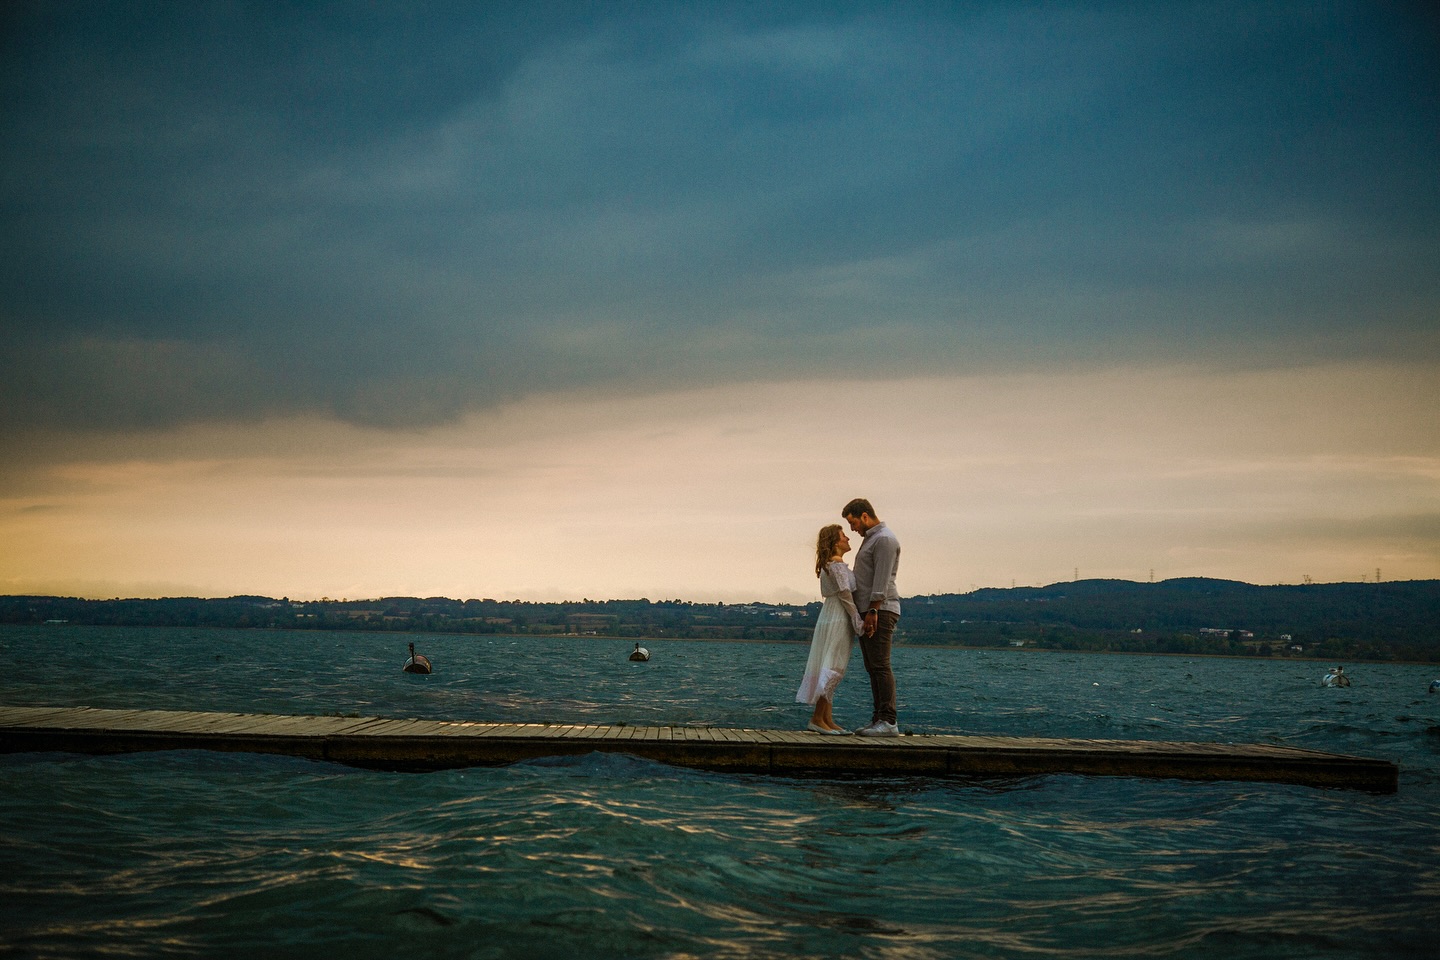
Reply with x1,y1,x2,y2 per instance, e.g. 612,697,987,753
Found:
796,524,865,734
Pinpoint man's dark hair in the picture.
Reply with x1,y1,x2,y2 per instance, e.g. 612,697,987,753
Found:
842,498,876,520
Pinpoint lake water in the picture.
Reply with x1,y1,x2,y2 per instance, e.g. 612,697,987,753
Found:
2,625,1438,959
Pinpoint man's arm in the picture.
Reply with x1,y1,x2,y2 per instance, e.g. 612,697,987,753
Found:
867,534,899,608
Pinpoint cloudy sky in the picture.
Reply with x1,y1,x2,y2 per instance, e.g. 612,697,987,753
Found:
2,1,1437,602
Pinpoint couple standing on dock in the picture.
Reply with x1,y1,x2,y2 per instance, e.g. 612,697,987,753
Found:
796,498,901,736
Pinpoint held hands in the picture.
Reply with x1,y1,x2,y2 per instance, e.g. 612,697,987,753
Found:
862,609,879,638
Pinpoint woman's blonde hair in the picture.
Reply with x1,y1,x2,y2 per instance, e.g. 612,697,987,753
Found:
815,524,844,577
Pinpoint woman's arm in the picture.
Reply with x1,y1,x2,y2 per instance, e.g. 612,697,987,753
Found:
836,588,864,634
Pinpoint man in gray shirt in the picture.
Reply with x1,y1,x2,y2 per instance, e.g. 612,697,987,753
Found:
842,498,901,736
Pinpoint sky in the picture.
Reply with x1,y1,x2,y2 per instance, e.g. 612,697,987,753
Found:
1,1,1437,603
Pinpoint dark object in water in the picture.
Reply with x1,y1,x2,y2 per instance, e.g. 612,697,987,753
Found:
1320,666,1350,688
1430,679,1439,695
403,642,432,675
628,642,650,662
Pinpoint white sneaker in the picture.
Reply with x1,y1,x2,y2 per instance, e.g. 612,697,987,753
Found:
857,721,899,737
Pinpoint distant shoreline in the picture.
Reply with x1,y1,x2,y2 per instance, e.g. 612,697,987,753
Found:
6,581,1438,663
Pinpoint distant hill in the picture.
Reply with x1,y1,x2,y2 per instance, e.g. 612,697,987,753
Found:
3,578,1438,662
902,578,1440,661
912,577,1440,636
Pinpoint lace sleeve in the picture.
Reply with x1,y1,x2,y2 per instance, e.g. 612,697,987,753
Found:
828,562,864,634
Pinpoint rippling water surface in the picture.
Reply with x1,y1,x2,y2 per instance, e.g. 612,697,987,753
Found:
2,626,1438,958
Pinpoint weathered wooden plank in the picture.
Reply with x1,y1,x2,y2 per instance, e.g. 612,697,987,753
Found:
482,724,551,738
228,715,354,736
427,721,502,737
167,713,289,735
136,711,261,734
0,706,85,726
150,711,258,731
53,708,165,730
519,724,568,738
383,720,462,738
16,707,142,733
747,729,791,745
193,715,302,736
468,723,526,738
358,718,441,737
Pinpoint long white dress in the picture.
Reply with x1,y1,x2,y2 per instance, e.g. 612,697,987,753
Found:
795,560,864,705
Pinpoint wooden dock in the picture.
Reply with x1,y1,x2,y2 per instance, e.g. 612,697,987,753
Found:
0,705,1398,793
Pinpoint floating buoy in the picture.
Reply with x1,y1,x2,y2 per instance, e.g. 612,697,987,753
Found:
1320,666,1350,688
403,641,432,675
1429,680,1439,695
628,643,650,662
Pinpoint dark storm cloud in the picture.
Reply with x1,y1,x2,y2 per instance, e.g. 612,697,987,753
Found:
2,1,1436,433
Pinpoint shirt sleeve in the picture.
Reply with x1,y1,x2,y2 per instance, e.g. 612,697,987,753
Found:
866,535,899,605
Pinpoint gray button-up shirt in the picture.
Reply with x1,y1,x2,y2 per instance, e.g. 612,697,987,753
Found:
853,521,901,616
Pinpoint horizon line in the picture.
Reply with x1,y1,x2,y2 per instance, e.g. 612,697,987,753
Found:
5,575,1436,606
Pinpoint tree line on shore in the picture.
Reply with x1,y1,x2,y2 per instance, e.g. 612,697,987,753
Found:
3,578,1438,663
